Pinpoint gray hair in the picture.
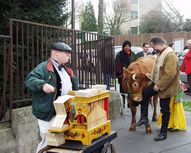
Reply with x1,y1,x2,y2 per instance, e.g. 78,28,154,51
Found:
150,37,167,45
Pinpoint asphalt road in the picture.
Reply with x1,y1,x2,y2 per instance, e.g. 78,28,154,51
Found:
111,93,191,153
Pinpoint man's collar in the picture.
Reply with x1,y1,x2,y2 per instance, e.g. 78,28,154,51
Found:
51,58,64,71
58,64,65,71
160,46,168,54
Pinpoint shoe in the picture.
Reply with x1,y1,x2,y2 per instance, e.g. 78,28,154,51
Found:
154,133,167,141
168,128,179,132
136,118,148,126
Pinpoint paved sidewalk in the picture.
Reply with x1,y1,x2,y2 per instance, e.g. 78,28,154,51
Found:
111,95,191,153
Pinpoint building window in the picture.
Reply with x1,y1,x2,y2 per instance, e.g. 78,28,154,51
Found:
130,0,138,4
131,11,138,20
131,27,138,34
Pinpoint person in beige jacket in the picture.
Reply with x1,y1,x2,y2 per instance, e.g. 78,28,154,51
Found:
137,37,179,141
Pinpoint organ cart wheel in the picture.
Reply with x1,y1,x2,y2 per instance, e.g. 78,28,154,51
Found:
101,142,116,153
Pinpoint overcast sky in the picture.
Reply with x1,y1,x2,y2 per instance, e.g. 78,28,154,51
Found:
169,0,191,19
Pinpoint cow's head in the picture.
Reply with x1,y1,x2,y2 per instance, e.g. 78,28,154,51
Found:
122,67,151,102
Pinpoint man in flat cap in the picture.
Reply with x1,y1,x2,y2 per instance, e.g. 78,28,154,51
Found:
25,42,78,153
115,40,137,108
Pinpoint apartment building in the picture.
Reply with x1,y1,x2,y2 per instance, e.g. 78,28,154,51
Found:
120,0,162,34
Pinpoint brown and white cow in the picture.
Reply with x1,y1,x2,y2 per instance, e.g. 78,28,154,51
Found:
122,56,158,134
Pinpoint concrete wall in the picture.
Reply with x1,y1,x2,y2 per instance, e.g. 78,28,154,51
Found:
109,91,123,118
0,107,39,153
0,91,122,153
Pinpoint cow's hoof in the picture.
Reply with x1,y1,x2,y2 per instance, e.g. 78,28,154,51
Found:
152,116,157,122
145,124,152,134
146,128,152,134
129,127,136,131
129,124,136,131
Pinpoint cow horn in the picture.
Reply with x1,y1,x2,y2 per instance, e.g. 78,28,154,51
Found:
132,74,136,81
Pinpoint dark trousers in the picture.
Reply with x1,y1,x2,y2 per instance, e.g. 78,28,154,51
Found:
142,83,170,133
159,97,171,133
104,73,111,90
142,83,158,110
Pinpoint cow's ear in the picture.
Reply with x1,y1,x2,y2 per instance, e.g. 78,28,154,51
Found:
123,67,127,76
123,67,127,72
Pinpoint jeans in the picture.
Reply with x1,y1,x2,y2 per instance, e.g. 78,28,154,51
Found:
104,73,111,90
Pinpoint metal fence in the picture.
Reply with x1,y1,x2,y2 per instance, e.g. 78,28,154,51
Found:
0,18,115,122
0,35,12,122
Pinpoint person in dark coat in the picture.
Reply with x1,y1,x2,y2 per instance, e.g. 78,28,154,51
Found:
115,40,137,108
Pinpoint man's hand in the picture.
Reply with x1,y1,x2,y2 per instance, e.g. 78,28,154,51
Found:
42,83,55,94
153,85,159,92
145,73,151,78
145,73,156,84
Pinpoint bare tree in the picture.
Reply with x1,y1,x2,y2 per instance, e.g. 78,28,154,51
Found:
182,19,191,32
63,0,81,29
140,10,179,33
104,0,130,35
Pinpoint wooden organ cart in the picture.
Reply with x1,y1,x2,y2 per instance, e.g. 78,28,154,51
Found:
44,85,117,153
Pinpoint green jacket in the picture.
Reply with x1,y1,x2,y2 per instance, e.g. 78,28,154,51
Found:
25,59,78,121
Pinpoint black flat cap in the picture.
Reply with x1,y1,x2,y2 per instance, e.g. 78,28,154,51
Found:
51,42,73,52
